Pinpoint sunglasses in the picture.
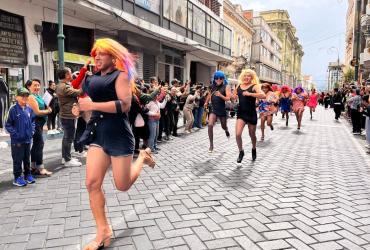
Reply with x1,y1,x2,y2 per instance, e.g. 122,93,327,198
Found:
214,77,224,80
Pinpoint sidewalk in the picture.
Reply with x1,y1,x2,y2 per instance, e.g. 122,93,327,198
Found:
0,106,370,249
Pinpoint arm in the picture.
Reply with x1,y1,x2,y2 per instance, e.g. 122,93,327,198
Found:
5,108,16,136
159,98,168,109
31,110,36,135
64,84,83,98
245,85,266,99
78,72,132,113
28,95,51,116
204,92,211,107
71,67,88,89
140,88,160,104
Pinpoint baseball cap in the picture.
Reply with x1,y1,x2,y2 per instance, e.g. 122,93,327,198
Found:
17,87,30,96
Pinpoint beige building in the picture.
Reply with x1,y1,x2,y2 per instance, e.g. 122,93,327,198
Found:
345,0,355,67
260,10,304,87
251,16,282,85
221,0,254,81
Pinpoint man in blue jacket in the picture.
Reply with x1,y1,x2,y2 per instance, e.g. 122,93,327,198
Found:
5,87,36,186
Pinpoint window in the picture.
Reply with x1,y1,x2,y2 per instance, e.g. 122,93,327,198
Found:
163,0,171,19
172,0,187,26
193,6,205,36
211,18,220,44
163,0,187,26
206,16,211,39
223,28,231,48
188,3,193,30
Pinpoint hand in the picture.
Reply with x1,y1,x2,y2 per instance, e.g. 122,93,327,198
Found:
84,58,91,68
71,103,80,117
243,91,250,97
215,91,221,97
78,98,94,112
47,107,52,114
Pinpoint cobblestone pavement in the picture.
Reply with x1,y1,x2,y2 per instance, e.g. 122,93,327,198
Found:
0,106,370,250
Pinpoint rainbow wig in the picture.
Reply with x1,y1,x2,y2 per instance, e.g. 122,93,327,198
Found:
238,69,260,86
212,70,228,86
281,85,291,93
293,86,304,94
91,38,136,81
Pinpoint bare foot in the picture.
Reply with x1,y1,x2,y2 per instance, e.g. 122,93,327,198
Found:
141,148,155,168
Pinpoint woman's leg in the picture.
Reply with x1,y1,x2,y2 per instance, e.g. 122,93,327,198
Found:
85,146,111,247
183,109,191,131
111,153,147,192
147,120,156,151
267,115,273,127
298,110,304,128
189,112,195,130
285,112,289,126
248,124,257,149
219,116,229,135
235,119,246,151
208,114,217,151
260,116,266,140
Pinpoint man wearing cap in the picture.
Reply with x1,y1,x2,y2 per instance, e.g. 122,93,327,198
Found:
5,87,36,186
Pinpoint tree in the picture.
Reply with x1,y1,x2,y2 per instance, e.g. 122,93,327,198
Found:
343,67,355,83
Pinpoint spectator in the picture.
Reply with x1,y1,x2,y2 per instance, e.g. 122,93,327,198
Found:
363,95,370,153
46,80,60,135
70,60,91,157
194,87,206,128
145,93,164,154
183,88,200,133
56,67,83,167
25,79,53,176
169,87,180,136
332,88,343,120
5,87,36,186
349,89,363,135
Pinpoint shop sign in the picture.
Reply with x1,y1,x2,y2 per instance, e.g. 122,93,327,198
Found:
0,10,27,66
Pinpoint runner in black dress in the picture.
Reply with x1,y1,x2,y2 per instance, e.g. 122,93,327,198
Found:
204,71,231,153
233,69,265,163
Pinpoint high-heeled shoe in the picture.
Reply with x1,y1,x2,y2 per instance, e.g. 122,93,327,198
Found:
237,150,244,163
142,148,155,168
83,235,112,250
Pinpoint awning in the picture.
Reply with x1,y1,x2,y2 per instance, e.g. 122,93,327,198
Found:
52,51,91,65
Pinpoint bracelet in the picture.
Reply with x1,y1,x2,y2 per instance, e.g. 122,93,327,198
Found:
115,100,123,114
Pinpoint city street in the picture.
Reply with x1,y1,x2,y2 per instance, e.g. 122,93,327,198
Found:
0,106,370,250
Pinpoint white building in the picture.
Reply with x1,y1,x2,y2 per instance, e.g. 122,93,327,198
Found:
0,0,233,100
327,61,344,90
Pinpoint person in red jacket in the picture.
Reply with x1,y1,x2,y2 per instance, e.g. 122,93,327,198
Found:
71,59,91,157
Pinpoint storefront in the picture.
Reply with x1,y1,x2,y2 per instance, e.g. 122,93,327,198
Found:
0,9,27,102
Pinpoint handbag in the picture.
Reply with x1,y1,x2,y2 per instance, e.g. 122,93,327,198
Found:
134,113,145,127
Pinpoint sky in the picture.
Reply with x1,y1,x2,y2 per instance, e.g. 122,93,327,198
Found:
232,0,348,90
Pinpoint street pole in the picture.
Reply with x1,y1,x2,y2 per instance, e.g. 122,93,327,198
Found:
57,0,65,69
336,51,339,89
354,0,361,83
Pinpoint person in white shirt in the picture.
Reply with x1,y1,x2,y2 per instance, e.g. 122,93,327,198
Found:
146,96,167,154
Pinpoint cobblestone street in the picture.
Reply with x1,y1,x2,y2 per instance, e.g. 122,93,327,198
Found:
0,106,370,250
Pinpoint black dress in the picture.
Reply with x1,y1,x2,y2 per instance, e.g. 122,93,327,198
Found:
237,85,257,125
82,69,134,156
210,84,227,117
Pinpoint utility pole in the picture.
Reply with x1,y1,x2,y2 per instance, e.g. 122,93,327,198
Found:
57,0,65,68
354,0,361,83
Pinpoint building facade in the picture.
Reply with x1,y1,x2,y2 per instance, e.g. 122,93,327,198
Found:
345,0,355,67
220,0,254,82
251,16,282,85
0,0,233,101
259,10,304,87
327,61,344,90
